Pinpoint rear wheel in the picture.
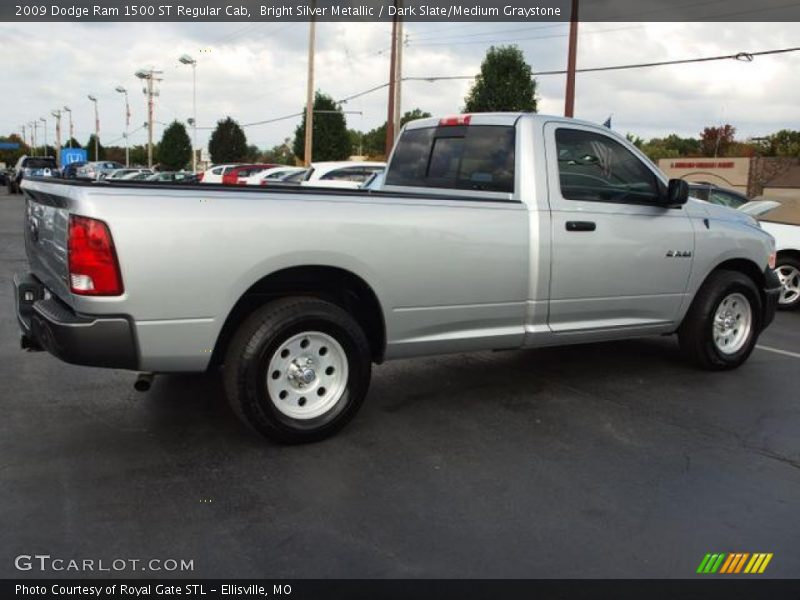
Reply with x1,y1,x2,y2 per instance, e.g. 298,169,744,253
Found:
223,297,371,443
775,256,800,310
679,270,761,370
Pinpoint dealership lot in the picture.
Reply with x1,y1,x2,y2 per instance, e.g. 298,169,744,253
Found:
1,186,798,578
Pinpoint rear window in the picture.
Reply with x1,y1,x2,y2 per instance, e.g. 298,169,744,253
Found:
23,158,57,169
385,125,515,193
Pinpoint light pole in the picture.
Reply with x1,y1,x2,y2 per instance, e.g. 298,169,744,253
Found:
87,94,99,160
40,117,47,156
20,124,26,152
29,121,37,156
115,86,131,167
51,109,62,166
179,54,197,172
136,68,163,168
63,106,73,148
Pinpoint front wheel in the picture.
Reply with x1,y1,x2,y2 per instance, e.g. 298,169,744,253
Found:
678,270,762,370
775,256,800,310
223,297,372,444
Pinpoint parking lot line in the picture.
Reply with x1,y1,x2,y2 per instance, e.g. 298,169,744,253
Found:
756,345,800,359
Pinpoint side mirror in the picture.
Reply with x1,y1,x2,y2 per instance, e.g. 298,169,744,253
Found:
664,178,689,207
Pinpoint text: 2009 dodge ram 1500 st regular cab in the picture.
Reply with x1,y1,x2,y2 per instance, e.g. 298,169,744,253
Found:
15,113,781,443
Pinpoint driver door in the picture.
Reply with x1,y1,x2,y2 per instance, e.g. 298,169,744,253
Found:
544,122,695,333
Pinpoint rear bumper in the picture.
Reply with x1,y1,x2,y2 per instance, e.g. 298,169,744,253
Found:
14,272,139,370
762,266,781,330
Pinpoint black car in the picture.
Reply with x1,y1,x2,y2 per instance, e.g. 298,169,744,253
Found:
688,182,749,208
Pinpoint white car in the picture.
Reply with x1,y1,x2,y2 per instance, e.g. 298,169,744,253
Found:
740,198,800,310
299,161,385,190
199,164,242,184
244,166,306,186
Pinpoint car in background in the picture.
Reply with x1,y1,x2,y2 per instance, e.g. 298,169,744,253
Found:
61,160,87,179
688,182,749,208
738,197,800,310
362,170,385,190
199,163,242,184
76,161,124,181
243,166,306,185
221,164,279,186
299,161,386,190
7,155,58,193
145,171,198,183
106,168,153,180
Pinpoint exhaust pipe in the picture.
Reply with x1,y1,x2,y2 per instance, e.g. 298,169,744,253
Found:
134,372,155,392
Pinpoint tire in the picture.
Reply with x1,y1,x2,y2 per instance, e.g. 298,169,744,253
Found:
223,297,372,444
678,270,762,370
775,256,800,311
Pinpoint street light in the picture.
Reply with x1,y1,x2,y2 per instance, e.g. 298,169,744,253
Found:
87,94,99,160
51,109,62,167
178,54,197,172
136,68,163,168
39,117,47,157
63,106,73,148
115,86,131,167
29,121,37,156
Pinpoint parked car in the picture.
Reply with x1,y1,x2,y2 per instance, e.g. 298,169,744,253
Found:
222,164,279,186
106,168,153,180
739,197,800,310
199,163,242,184
145,171,196,182
244,166,306,186
688,182,749,208
16,113,780,444
76,161,124,180
7,155,58,193
299,161,386,189
61,161,87,179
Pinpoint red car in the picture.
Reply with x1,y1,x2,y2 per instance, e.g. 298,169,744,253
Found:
221,164,279,186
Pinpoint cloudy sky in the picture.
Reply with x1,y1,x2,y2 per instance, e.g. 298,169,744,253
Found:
1,20,798,152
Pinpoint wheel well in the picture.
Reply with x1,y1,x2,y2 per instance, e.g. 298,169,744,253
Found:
711,258,765,289
209,266,386,368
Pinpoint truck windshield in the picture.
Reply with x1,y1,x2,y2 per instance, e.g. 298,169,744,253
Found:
386,125,515,193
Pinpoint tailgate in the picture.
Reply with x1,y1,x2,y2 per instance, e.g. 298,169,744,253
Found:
22,179,75,307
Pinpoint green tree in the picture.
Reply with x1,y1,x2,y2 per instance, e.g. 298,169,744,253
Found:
464,45,537,113
85,134,104,160
767,129,800,157
359,109,432,157
699,124,736,157
293,91,351,162
262,139,296,165
625,133,644,149
158,121,192,170
65,137,82,149
208,116,248,164
0,133,28,166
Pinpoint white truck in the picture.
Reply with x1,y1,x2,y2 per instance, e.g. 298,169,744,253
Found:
15,113,781,443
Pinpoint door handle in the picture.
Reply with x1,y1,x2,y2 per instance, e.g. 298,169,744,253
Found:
565,221,596,232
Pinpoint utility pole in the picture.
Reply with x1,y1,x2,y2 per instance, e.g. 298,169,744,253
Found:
40,117,47,157
88,95,99,159
385,9,399,156
21,124,26,152
179,54,198,171
63,106,73,148
51,109,62,166
136,68,163,168
304,10,316,166
393,13,404,142
30,122,37,156
564,0,579,118
115,86,130,166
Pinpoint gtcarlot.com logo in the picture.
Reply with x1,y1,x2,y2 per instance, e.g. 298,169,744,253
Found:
696,552,773,574
14,554,194,573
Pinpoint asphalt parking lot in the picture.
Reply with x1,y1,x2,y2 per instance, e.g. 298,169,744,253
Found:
1,185,799,579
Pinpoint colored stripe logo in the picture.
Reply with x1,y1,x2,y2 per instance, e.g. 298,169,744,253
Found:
696,552,773,574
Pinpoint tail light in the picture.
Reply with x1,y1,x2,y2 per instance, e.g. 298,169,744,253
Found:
198,171,205,182
259,180,269,186
68,215,124,296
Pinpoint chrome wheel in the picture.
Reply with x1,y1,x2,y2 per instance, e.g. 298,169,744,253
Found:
776,264,800,306
266,331,349,420
712,292,752,355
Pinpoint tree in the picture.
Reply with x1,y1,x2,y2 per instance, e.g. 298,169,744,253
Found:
767,129,800,157
292,91,351,162
464,45,537,113
0,133,27,165
625,133,644,149
208,116,248,164
85,134,104,160
358,109,433,157
65,137,82,149
158,121,192,170
262,139,296,165
699,124,736,157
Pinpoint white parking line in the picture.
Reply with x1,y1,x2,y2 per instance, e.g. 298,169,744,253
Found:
756,345,800,359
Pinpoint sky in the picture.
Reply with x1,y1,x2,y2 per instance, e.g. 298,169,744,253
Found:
1,20,798,153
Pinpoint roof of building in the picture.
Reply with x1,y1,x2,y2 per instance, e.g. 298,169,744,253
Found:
765,165,800,188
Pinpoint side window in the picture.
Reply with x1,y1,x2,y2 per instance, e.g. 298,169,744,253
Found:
555,128,660,204
385,125,515,193
211,167,223,175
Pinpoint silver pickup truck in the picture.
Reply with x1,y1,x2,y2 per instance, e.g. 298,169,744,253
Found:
15,113,781,443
